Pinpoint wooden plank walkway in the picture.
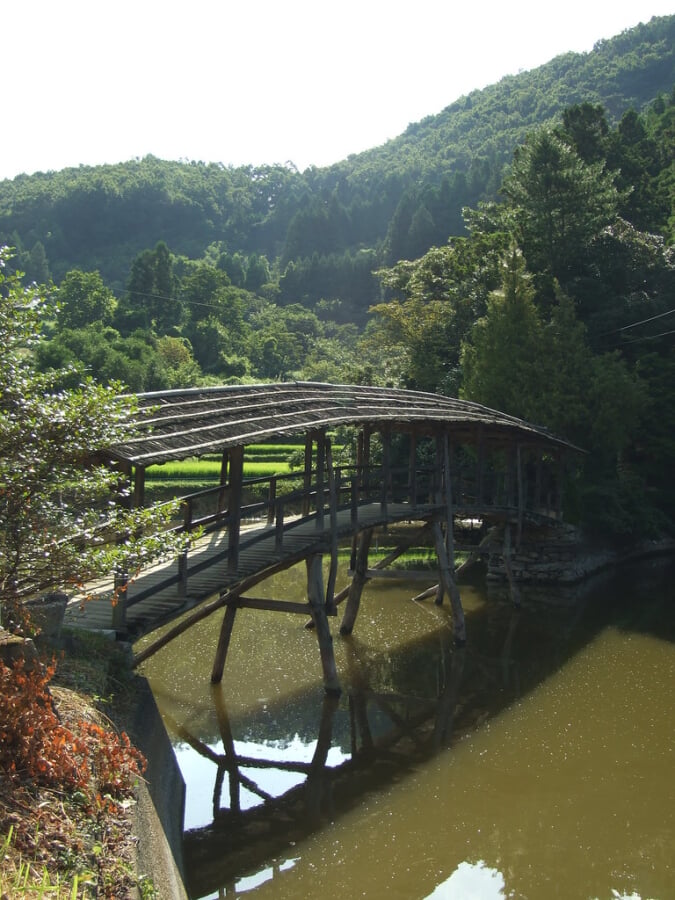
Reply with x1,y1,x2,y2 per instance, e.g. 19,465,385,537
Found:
64,501,443,637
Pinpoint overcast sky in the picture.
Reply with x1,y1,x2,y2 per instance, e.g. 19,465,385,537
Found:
2,1,673,180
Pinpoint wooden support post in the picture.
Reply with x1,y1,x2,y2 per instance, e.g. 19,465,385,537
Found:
516,444,524,548
408,431,418,508
340,528,373,636
132,465,145,509
351,429,366,568
325,439,339,615
266,476,277,526
381,427,391,514
443,433,455,571
274,499,284,552
315,431,325,531
556,450,564,519
476,427,485,505
350,476,358,529
505,445,514,509
211,604,238,684
306,554,341,695
227,446,244,573
303,434,313,517
177,496,192,598
217,450,230,514
362,426,371,496
178,544,188,600
431,520,467,645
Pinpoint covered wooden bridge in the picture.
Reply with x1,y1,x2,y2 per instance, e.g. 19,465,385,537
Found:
65,381,578,694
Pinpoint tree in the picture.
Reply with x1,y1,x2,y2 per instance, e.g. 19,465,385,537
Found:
0,249,182,629
460,247,544,420
116,242,182,335
501,128,620,287
57,269,116,329
459,246,648,533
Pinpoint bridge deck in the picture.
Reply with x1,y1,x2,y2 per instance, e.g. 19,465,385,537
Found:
64,501,444,636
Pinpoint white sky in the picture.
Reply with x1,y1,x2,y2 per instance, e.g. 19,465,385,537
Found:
2,1,673,180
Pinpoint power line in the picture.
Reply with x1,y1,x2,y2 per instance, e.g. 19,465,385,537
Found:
618,327,675,346
599,306,675,336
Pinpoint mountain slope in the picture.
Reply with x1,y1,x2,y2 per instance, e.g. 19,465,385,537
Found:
0,14,672,289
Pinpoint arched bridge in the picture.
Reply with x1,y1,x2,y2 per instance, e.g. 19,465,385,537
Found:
65,382,579,693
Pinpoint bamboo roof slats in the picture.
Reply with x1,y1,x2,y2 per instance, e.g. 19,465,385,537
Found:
109,382,579,466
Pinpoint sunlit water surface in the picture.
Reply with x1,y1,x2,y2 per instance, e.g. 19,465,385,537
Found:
140,557,675,899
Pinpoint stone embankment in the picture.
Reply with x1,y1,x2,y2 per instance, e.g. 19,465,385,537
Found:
486,523,675,584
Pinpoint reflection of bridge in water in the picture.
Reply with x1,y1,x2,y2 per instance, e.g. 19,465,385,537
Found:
171,568,620,900
65,382,579,693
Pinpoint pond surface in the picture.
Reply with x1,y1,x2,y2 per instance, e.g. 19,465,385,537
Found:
139,554,675,899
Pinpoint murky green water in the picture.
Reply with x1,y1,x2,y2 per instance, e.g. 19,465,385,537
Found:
140,555,675,899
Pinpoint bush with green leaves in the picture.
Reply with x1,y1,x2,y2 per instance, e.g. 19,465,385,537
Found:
0,247,182,628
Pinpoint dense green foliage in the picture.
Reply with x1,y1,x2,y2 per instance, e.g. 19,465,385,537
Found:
0,15,673,538
0,249,185,622
1,15,672,300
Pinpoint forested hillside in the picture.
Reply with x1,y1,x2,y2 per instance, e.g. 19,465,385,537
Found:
1,14,673,303
1,14,673,537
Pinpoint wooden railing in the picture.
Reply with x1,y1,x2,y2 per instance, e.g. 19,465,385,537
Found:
119,458,561,615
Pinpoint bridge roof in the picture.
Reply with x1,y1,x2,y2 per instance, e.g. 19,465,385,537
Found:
109,381,579,466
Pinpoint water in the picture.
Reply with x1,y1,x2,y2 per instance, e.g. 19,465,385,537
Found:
139,555,675,899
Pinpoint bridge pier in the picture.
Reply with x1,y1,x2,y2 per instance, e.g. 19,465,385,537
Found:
306,554,341,696
431,520,467,645
340,528,373,636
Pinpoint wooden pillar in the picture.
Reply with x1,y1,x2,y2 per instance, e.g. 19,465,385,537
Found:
362,425,371,497
132,464,145,509
306,554,341,695
350,429,365,566
302,433,313,516
211,603,238,683
556,450,564,519
431,520,466,645
315,430,326,531
325,438,338,615
408,431,418,508
380,427,391,514
227,445,244,573
340,528,373,636
516,443,524,548
505,444,515,509
434,433,445,606
535,453,543,512
443,433,455,571
476,426,485,505
217,449,230,514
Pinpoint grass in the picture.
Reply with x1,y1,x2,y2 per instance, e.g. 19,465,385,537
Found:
0,826,96,898
145,443,347,486
145,443,303,485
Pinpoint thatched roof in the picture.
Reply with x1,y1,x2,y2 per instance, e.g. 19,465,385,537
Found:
109,382,578,467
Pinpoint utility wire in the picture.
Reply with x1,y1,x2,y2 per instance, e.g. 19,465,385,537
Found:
617,327,675,346
599,306,675,336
